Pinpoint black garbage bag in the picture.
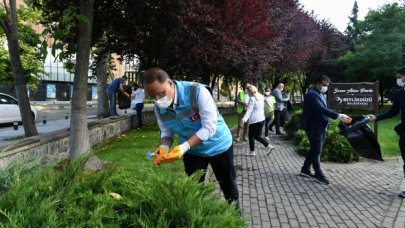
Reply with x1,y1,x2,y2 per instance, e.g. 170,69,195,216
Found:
117,85,132,109
338,115,383,161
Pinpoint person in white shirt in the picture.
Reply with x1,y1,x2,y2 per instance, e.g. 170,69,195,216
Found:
240,84,275,156
144,68,239,208
131,83,145,128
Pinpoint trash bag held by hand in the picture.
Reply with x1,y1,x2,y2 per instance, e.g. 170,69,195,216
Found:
118,85,132,109
338,115,383,161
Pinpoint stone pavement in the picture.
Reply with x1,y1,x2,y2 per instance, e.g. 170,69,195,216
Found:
231,133,405,228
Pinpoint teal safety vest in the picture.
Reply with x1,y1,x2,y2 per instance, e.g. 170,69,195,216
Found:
155,81,232,157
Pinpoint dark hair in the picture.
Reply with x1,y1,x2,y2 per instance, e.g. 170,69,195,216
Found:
122,75,128,79
133,83,139,88
144,68,169,85
396,67,405,76
314,75,330,84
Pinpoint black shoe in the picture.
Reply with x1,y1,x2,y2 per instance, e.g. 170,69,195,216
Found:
399,191,405,198
315,175,330,185
300,169,315,178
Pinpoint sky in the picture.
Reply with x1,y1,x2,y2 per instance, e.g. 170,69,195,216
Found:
298,0,401,32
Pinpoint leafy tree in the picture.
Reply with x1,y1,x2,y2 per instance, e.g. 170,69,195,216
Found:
301,19,348,96
34,0,95,158
68,0,94,159
339,3,405,104
346,1,359,51
0,0,38,137
0,5,43,87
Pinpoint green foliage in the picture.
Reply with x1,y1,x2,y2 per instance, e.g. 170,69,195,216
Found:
0,5,43,87
339,3,405,95
220,88,229,97
286,111,358,163
284,109,302,139
0,124,244,227
323,121,359,162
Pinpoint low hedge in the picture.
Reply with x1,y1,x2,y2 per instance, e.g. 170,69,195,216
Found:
0,156,244,227
285,110,358,163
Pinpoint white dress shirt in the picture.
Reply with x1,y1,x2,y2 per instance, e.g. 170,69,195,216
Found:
157,84,218,141
133,88,145,104
242,96,265,124
130,88,145,109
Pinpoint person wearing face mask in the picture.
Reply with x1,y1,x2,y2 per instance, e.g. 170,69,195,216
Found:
269,83,289,135
263,87,275,141
299,75,351,185
240,84,275,156
144,68,239,208
368,67,405,198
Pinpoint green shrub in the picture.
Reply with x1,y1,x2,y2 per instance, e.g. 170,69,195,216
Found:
286,111,358,163
296,130,310,155
323,121,359,163
0,156,244,227
220,88,229,97
284,110,302,139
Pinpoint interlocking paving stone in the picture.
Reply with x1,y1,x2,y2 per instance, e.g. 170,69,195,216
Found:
225,131,405,227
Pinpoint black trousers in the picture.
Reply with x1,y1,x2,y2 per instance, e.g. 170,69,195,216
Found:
248,121,269,151
269,110,282,133
183,145,239,206
400,131,405,176
302,131,325,176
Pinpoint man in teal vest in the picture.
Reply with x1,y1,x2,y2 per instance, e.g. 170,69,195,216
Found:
144,68,239,207
235,83,249,142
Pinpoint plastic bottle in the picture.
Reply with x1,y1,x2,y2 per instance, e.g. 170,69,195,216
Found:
146,151,155,159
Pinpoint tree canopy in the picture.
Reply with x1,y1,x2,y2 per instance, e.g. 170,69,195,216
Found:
33,0,341,85
339,3,405,97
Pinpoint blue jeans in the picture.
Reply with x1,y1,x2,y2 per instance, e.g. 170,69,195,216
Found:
106,87,117,116
264,116,273,137
302,131,325,176
134,103,144,128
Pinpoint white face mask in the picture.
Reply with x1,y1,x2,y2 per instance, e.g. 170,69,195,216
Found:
397,78,405,87
320,86,328,93
264,92,270,96
155,95,172,109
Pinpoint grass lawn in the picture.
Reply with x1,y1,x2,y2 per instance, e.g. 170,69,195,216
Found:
95,113,239,171
0,113,244,226
344,106,401,158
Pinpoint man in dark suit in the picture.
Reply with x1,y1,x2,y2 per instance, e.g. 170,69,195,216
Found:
369,67,405,197
300,75,350,185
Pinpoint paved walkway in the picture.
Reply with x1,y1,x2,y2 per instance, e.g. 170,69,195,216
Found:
232,133,405,228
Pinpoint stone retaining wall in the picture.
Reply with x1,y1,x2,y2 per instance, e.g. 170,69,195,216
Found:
0,107,235,168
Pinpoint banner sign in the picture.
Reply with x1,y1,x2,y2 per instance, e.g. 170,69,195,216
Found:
327,82,379,111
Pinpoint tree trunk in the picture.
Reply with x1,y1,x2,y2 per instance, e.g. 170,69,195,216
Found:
69,0,94,160
210,74,217,93
217,75,220,101
96,49,110,118
2,0,38,137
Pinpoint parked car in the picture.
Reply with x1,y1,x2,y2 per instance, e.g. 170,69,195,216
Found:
0,93,37,124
